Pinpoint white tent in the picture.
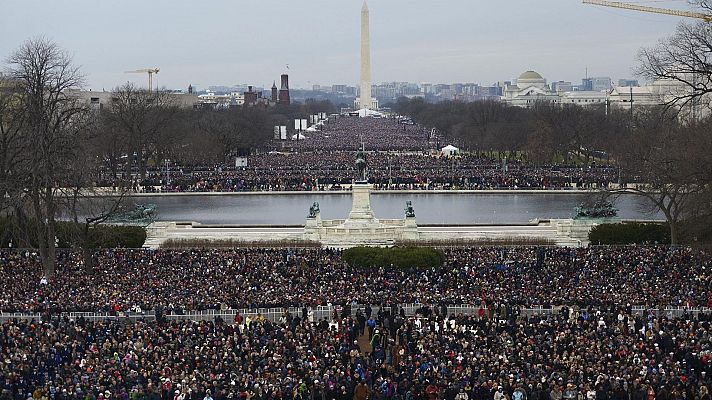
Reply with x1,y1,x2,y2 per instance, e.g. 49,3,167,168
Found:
441,144,460,156
291,133,307,140
357,108,385,118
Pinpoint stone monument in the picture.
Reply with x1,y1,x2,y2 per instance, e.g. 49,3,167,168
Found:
345,148,377,225
303,150,419,246
359,0,372,110
405,201,415,218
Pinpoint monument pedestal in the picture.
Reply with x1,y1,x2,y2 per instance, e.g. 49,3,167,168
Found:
304,213,322,241
345,181,378,226
303,181,419,247
550,217,620,247
402,216,419,241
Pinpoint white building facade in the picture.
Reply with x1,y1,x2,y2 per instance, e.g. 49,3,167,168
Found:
501,70,705,116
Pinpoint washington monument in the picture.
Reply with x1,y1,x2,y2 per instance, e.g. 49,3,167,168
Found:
360,0,372,110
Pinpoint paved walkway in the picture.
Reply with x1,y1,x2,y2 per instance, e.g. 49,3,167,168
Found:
357,328,372,355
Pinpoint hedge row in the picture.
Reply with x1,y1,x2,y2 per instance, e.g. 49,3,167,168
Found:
342,247,443,269
0,217,146,249
588,222,670,245
73,224,147,248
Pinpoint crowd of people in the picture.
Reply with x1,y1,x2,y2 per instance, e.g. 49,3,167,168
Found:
1,245,711,399
1,246,710,314
123,154,618,193
95,117,622,193
290,117,432,152
1,297,710,399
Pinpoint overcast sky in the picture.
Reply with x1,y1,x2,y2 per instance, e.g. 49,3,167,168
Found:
0,0,693,91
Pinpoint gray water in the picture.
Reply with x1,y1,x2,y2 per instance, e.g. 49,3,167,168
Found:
129,193,661,225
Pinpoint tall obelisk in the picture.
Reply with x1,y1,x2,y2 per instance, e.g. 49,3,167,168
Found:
360,0,372,110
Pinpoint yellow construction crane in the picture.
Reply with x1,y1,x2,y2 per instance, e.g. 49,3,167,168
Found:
582,0,712,22
124,68,160,92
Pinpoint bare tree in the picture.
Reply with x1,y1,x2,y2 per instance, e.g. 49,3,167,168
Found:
464,100,509,151
61,113,131,273
637,18,712,114
94,111,130,183
5,38,88,276
608,108,711,244
103,82,178,183
0,76,26,211
394,98,624,162
190,107,274,162
194,110,243,162
525,119,556,165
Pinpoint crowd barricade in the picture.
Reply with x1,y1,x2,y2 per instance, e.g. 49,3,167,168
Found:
166,310,231,322
369,306,382,318
398,304,422,316
630,305,712,318
0,313,40,322
164,307,302,323
66,312,118,322
520,306,556,316
312,305,335,322
2,305,710,324
447,304,483,316
0,312,157,323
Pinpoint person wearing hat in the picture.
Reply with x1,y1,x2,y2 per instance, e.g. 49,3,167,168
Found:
455,387,470,400
562,384,577,400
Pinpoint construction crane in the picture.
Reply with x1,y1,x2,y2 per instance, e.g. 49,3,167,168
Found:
582,0,712,22
124,68,160,92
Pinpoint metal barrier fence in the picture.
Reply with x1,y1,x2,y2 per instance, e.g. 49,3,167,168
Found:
0,312,41,322
2,304,710,323
630,305,712,319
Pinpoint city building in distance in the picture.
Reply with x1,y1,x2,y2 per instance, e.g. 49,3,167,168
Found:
60,1,699,115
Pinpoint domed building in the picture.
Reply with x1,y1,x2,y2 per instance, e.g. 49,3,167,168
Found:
502,70,559,107
516,70,547,89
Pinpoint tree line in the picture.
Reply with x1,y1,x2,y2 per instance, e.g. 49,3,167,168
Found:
391,3,712,245
97,86,336,181
392,98,712,245
393,97,633,165
2,1,712,272
0,38,334,276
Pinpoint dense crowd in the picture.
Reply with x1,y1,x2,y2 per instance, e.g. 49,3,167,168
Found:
96,117,622,193
1,300,710,399
1,245,711,399
124,154,618,193
1,246,710,314
289,117,432,152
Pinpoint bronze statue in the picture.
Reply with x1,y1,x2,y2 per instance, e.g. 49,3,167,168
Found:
108,203,157,225
405,201,415,218
574,199,617,219
308,202,320,218
355,149,367,182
